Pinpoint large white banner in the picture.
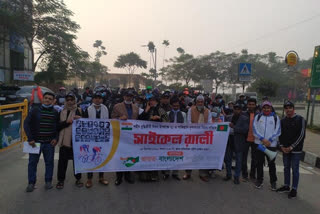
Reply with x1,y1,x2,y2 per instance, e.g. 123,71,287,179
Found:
72,119,230,173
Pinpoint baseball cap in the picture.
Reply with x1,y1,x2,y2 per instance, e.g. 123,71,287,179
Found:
284,101,294,108
93,92,103,98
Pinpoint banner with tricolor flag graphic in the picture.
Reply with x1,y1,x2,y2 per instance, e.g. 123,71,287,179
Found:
72,119,230,173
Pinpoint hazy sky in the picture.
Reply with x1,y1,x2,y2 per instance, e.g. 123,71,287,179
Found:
64,0,320,73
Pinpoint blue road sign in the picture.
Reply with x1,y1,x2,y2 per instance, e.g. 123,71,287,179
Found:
239,63,252,81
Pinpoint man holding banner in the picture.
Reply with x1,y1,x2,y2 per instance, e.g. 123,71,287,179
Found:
224,104,249,184
183,95,212,182
84,92,109,188
162,96,187,181
111,89,139,185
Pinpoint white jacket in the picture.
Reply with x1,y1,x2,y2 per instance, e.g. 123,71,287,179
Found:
253,113,281,147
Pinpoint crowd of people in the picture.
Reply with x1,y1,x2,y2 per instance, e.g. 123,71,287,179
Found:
24,86,306,199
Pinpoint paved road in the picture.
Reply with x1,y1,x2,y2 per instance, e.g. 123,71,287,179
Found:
1,146,320,214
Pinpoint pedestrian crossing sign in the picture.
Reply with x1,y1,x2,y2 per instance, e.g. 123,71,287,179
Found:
239,63,252,82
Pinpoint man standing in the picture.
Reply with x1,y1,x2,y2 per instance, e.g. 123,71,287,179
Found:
111,90,139,185
82,87,93,103
224,104,249,184
162,96,187,181
24,92,60,192
84,92,109,188
276,101,306,199
236,94,247,111
30,84,43,109
56,93,83,189
56,87,67,106
183,95,212,182
138,94,169,181
159,91,172,112
253,101,281,190
242,98,259,182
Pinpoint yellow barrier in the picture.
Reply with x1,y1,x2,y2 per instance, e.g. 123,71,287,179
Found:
0,99,28,152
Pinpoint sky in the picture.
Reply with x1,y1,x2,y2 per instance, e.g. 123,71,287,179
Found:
64,0,320,74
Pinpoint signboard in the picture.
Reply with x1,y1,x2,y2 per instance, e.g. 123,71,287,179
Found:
200,79,213,93
0,112,22,149
72,119,230,173
13,70,34,81
285,51,299,67
239,63,252,82
310,46,320,88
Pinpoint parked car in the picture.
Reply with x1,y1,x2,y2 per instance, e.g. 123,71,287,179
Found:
16,86,54,102
0,85,23,105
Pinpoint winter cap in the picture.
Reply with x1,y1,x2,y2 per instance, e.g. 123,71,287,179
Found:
262,101,272,107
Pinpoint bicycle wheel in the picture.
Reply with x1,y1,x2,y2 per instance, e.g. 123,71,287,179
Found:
95,156,102,165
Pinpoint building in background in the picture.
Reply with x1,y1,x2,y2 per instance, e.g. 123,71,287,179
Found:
0,0,33,84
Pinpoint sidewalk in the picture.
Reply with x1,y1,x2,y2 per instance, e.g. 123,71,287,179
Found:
302,130,320,168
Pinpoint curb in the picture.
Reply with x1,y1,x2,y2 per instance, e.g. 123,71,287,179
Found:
301,151,320,169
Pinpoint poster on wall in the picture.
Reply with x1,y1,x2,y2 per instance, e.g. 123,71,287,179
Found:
0,112,22,149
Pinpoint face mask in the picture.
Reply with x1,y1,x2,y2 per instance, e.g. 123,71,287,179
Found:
172,109,180,113
42,104,53,108
263,111,271,116
218,99,222,103
93,103,101,107
212,112,218,118
124,100,132,105
33,86,37,89
196,106,204,111
244,100,247,104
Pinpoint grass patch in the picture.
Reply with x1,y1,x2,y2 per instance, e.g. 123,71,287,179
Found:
307,125,320,133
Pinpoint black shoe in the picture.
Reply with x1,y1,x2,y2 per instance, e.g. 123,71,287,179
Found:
288,189,297,199
276,186,290,193
115,178,122,186
172,174,181,181
270,182,277,191
255,181,263,189
163,174,169,180
26,184,35,192
223,176,232,181
234,177,240,185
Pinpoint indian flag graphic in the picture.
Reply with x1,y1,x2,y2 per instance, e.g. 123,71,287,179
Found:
217,125,228,132
121,122,133,130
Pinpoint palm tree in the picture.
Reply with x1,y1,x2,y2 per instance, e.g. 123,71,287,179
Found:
162,40,170,68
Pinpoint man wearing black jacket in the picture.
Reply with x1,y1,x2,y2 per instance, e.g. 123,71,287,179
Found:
276,101,306,199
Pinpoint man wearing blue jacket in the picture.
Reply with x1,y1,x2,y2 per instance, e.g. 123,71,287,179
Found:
253,101,281,190
24,92,60,192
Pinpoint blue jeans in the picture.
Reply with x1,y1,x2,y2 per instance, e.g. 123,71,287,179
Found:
283,153,301,190
28,143,55,184
224,135,243,178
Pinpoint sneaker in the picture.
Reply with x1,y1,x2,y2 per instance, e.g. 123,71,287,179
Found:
276,186,290,193
26,184,35,192
288,189,297,199
255,181,263,189
270,182,277,191
242,177,249,182
45,182,53,190
234,177,240,185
